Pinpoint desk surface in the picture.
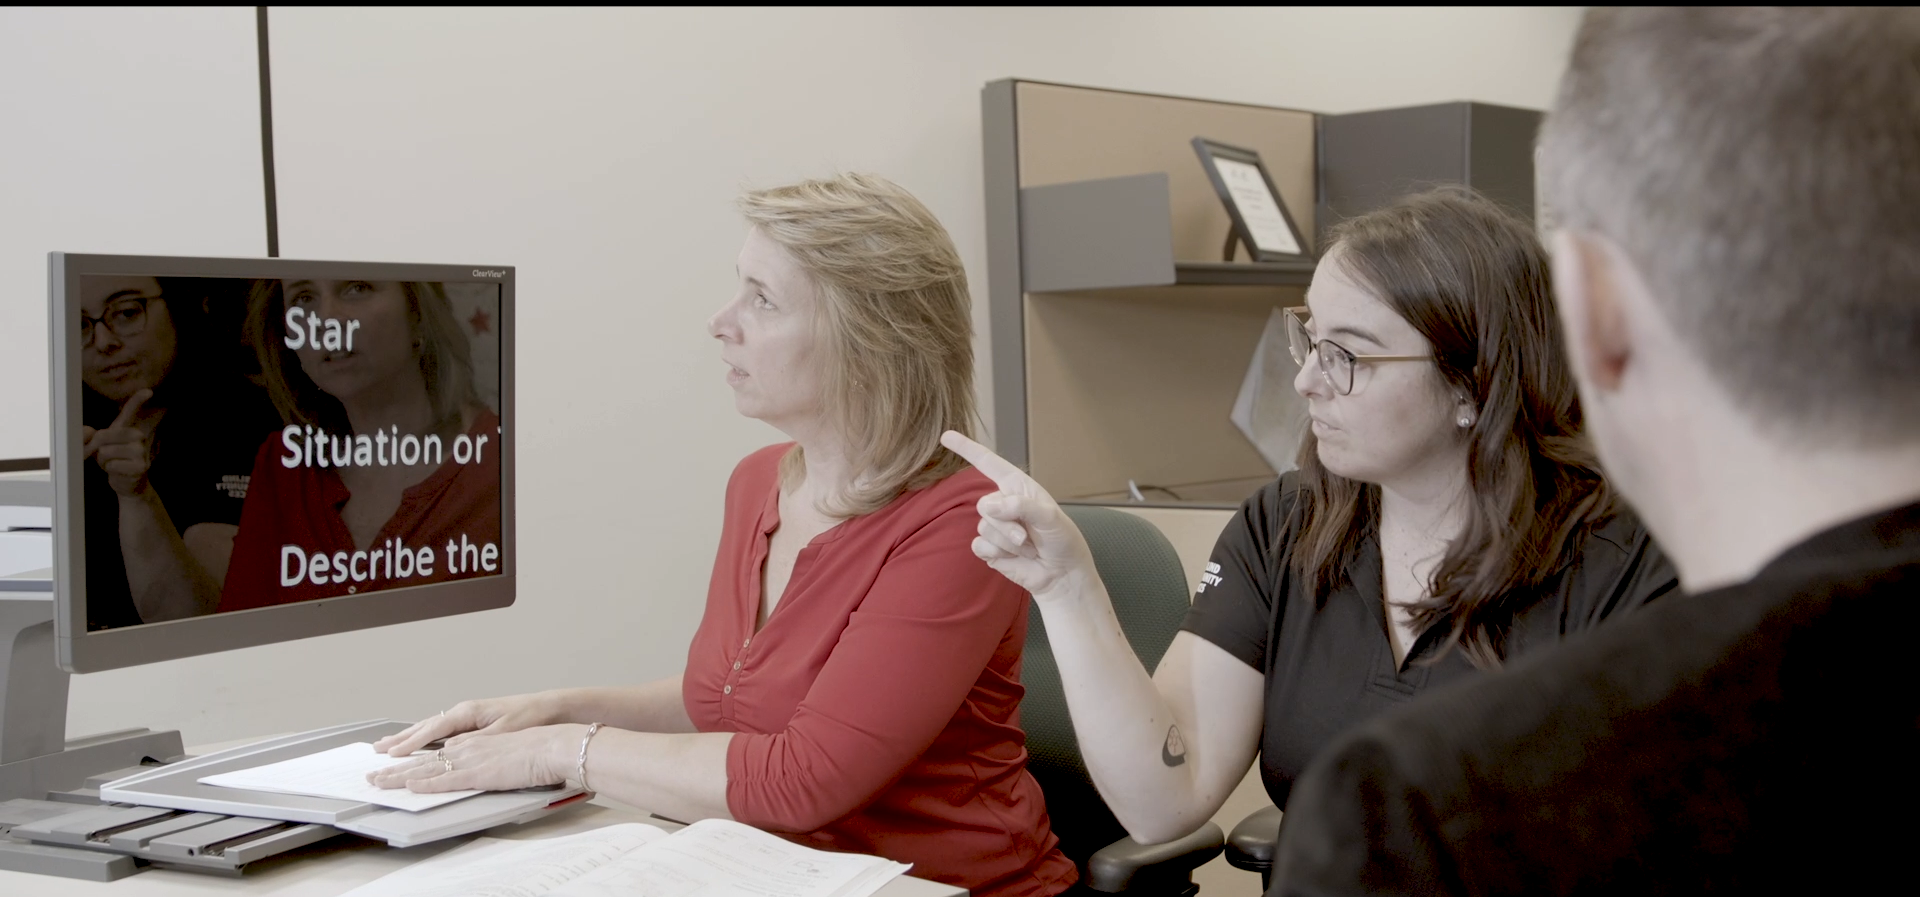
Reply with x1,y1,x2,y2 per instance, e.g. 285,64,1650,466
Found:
3,799,968,896
2,740,967,897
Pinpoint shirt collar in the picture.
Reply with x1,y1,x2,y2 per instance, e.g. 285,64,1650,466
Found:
1753,497,1920,579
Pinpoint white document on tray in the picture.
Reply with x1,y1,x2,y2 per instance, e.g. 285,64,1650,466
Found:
198,741,483,812
340,819,913,897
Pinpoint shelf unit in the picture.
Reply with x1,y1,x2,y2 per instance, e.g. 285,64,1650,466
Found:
982,80,1318,509
982,81,1542,510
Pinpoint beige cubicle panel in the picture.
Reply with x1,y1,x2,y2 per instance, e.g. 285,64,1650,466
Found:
1024,284,1301,504
1013,82,1316,261
984,80,1316,506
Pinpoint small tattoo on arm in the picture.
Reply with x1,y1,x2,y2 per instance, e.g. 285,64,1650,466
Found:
1162,725,1188,767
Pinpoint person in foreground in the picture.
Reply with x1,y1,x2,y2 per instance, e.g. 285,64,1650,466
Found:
1265,7,1920,894
366,173,1076,897
941,187,1675,849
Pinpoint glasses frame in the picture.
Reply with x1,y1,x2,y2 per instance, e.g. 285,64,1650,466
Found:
1282,305,1430,396
79,294,161,348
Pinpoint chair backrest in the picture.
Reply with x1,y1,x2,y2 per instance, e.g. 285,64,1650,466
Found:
1022,505,1194,868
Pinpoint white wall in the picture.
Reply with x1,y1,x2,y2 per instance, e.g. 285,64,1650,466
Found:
0,7,265,461
0,6,1582,745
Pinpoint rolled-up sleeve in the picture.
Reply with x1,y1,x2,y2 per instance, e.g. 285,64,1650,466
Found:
724,502,1026,832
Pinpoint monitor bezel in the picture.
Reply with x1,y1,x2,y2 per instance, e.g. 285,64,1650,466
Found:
51,252,516,673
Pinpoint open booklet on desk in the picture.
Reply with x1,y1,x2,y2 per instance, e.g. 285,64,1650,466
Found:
341,818,912,897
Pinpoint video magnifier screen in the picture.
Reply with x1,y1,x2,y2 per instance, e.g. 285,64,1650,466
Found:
76,275,504,631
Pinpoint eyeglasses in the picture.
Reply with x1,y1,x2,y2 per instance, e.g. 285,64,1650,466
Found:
80,295,160,347
1282,306,1430,396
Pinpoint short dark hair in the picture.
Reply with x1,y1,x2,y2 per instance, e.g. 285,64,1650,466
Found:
1292,186,1613,668
1539,7,1920,444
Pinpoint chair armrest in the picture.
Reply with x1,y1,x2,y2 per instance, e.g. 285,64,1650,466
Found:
1225,804,1283,872
1085,822,1226,893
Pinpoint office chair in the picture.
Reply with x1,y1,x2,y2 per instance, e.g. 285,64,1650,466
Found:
1021,505,1224,897
1224,804,1282,890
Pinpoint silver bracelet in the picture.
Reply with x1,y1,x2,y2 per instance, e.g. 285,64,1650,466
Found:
576,722,603,791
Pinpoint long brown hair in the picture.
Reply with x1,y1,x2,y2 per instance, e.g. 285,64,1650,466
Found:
1289,186,1613,668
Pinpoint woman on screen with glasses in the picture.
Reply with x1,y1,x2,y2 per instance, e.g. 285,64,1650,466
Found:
78,276,281,628
365,174,1075,897
940,187,1678,847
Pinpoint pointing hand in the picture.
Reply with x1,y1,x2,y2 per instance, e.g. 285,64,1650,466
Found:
940,430,1098,600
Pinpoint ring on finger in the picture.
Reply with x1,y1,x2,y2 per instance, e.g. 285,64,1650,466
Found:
442,756,454,773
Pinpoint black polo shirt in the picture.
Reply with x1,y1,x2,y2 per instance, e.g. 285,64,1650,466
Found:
83,379,282,630
1179,473,1677,809
1268,498,1920,896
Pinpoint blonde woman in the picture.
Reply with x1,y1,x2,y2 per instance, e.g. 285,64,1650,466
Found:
220,279,496,610
368,174,1077,897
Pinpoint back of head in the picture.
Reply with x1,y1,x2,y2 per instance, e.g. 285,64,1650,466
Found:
1539,7,1920,445
738,173,977,516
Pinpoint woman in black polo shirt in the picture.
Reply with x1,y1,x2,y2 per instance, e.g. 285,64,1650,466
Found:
941,187,1677,843
79,275,282,629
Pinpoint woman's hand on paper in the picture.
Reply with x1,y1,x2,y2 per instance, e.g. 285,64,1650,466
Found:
373,694,561,757
939,430,1100,602
367,724,578,793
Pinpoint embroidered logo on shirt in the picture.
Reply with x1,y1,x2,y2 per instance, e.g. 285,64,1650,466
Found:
1198,561,1223,593
216,474,251,500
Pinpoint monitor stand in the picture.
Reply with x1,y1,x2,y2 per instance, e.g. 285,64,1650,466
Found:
0,594,186,879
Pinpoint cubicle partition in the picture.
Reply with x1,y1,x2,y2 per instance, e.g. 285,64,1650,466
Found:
983,79,1317,508
983,79,1542,510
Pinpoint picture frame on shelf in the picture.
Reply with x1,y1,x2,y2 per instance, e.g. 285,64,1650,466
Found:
1192,137,1312,263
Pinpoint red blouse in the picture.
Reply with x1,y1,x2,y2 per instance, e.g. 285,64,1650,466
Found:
685,445,1077,897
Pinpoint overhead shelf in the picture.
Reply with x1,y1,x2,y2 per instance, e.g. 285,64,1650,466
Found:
1172,260,1315,287
1019,173,1316,293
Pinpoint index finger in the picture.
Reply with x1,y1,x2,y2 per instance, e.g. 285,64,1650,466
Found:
940,430,1030,490
107,389,152,432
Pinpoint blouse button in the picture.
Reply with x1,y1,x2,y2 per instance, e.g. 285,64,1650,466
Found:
732,661,743,671
742,638,751,649
723,685,733,695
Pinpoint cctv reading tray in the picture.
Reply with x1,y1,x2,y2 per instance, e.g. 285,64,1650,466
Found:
4,719,588,878
98,719,586,848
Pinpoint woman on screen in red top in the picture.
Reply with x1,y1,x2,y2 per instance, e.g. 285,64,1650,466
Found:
366,174,1077,897
218,278,501,611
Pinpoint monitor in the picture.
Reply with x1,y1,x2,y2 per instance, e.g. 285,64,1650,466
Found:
48,253,515,673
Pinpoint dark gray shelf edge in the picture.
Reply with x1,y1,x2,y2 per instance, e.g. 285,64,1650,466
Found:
1027,261,1317,295
1029,261,1316,294
1173,260,1315,287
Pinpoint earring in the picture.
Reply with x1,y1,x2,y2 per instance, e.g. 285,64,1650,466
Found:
1457,414,1473,428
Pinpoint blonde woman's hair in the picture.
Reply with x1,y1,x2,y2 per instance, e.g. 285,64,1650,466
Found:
738,172,978,517
246,280,478,438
